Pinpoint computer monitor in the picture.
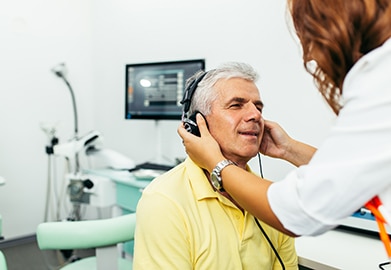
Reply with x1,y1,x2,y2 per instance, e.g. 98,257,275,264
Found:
125,59,205,120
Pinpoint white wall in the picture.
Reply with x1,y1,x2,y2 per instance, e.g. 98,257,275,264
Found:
0,0,336,238
91,0,335,176
0,0,95,238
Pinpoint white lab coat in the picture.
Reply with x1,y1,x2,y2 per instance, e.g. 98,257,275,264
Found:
268,38,391,236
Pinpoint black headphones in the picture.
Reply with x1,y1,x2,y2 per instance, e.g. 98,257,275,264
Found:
180,71,208,137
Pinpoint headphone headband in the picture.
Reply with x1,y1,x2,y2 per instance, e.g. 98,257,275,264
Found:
180,71,208,114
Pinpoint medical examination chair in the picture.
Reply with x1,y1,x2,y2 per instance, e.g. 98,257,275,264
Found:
0,251,7,270
0,178,7,270
36,213,136,270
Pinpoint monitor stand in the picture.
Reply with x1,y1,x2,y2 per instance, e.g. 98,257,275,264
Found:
127,120,175,173
155,120,163,164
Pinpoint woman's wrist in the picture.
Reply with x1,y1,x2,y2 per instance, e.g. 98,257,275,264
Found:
207,155,226,173
284,139,316,167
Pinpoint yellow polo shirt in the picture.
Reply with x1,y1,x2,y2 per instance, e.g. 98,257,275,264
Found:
133,158,298,270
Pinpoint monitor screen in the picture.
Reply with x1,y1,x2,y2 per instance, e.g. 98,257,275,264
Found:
125,59,205,120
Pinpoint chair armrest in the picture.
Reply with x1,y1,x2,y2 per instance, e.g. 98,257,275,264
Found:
36,213,136,250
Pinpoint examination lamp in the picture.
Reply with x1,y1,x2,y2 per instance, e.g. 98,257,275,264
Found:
53,130,102,160
51,62,83,173
50,63,103,159
51,63,79,140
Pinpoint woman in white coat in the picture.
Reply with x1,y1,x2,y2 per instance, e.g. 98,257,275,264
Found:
178,0,391,244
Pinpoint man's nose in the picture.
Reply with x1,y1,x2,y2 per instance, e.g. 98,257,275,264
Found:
246,103,262,121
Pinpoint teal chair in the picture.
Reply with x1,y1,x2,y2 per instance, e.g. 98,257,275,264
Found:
0,179,6,270
0,213,3,240
0,251,7,270
36,213,136,270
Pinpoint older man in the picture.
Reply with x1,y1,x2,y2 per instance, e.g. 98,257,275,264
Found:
133,62,298,270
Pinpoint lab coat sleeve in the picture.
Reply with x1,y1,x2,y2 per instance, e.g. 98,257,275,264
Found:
268,170,338,236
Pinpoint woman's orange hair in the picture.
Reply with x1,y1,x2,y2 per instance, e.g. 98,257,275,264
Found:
288,0,391,114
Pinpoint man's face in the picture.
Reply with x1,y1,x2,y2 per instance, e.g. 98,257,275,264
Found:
205,77,264,167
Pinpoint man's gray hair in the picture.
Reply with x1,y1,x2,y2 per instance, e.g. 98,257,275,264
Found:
186,62,259,116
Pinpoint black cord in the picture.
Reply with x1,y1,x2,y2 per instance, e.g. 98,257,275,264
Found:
379,261,390,269
254,218,286,270
257,152,264,178
256,153,285,270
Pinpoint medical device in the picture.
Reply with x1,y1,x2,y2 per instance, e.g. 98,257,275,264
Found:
339,206,391,238
40,63,139,268
44,63,120,222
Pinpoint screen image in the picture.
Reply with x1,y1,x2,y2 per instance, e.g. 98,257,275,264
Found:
125,59,205,120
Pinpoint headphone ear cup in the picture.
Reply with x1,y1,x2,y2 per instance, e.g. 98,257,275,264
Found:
183,112,200,137
183,112,209,137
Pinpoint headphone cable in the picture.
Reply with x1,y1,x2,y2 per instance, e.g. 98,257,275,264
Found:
254,217,286,270
256,153,285,270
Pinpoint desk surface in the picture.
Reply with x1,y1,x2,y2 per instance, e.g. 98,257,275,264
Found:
296,229,388,269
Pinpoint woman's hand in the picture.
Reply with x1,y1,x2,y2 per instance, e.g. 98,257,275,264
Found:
177,113,225,172
260,120,317,167
260,120,292,159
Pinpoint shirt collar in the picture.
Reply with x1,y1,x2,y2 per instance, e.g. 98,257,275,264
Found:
184,157,218,201
184,157,252,205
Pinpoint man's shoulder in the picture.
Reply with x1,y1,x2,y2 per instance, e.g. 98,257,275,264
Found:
142,162,191,195
137,161,203,214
